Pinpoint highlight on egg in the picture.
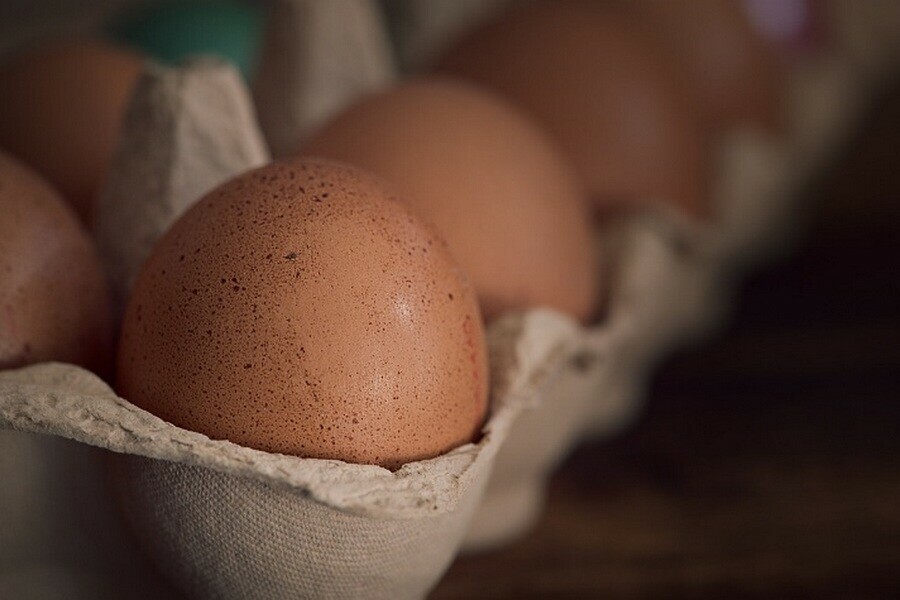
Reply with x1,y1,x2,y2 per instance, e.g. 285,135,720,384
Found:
302,77,602,323
0,151,113,376
117,160,489,469
436,0,711,219
0,38,142,224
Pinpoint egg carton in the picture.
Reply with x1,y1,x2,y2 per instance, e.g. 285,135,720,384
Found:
0,0,895,598
0,50,498,598
0,3,512,597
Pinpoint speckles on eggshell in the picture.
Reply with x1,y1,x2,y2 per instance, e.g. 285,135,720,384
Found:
117,159,489,469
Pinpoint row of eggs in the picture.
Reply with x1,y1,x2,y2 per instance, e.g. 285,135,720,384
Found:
1,0,808,468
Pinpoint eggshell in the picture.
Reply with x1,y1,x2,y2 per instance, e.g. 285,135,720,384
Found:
0,151,113,375
117,159,488,469
437,1,710,218
616,0,785,133
302,77,601,322
0,38,142,224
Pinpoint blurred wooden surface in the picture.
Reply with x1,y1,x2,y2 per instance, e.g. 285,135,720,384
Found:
431,79,900,599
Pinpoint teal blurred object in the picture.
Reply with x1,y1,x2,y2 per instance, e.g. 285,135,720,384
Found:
107,0,267,80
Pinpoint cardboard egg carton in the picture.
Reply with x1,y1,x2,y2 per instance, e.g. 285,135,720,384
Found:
1,0,896,597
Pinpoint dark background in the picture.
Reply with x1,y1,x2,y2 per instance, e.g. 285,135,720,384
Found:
433,77,900,599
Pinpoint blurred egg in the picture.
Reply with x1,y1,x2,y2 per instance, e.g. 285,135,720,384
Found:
615,0,785,133
107,0,266,80
117,160,488,469
0,151,113,376
437,1,710,218
302,77,601,323
0,38,142,224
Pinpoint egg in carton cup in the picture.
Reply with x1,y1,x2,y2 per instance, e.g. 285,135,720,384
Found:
0,55,526,599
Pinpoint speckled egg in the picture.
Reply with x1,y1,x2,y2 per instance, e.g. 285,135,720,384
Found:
117,160,489,469
437,0,710,218
302,78,601,323
0,38,142,224
0,151,113,375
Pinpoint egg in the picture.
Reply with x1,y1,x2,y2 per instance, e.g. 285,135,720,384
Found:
117,160,488,469
437,1,710,218
107,0,266,80
614,0,785,133
0,38,142,224
302,78,601,322
0,151,113,375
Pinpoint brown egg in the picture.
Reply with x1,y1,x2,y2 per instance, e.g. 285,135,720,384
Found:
0,151,113,375
437,0,710,218
0,38,142,224
117,160,488,469
614,0,785,133
302,78,600,323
